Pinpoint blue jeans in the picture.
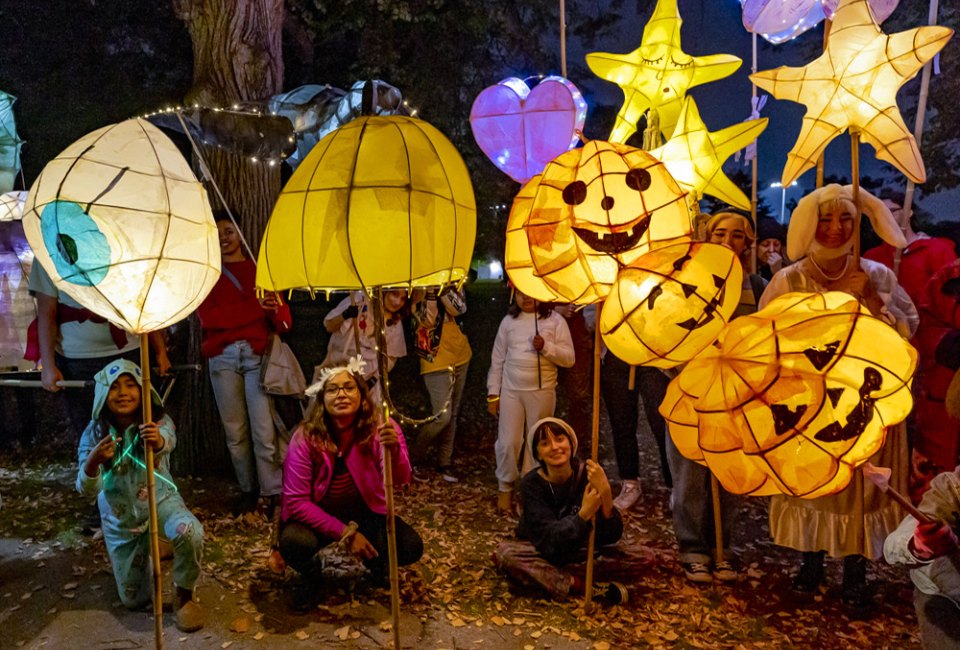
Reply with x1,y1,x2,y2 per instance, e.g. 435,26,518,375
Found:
412,362,469,468
208,341,282,496
666,434,739,564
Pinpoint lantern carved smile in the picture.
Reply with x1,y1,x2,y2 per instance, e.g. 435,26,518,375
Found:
600,242,743,368
660,291,918,498
508,140,690,304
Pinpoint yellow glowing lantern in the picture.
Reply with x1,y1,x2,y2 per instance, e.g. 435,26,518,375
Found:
505,140,690,304
256,115,476,293
750,0,953,185
661,291,917,498
586,0,742,144
22,118,221,333
600,242,743,369
650,97,767,211
504,174,566,303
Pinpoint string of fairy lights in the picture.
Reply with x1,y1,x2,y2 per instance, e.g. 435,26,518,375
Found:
135,91,423,168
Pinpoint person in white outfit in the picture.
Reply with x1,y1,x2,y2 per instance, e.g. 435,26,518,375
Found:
487,289,575,515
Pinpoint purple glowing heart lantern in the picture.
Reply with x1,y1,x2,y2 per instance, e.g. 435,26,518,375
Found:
470,76,587,184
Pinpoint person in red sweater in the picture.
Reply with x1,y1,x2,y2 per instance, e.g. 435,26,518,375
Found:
864,196,958,500
198,216,292,514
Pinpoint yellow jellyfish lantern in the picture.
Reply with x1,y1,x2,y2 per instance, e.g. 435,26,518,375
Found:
586,0,742,144
750,0,953,186
650,97,768,211
600,242,743,369
505,140,691,305
661,291,917,498
257,115,476,293
22,118,221,333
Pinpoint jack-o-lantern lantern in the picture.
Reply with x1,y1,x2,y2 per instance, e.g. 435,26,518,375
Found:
505,140,690,304
661,291,917,498
600,242,742,368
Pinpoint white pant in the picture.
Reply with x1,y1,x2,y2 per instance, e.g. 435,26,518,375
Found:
495,387,556,491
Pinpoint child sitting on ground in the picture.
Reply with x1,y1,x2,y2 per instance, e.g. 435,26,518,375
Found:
494,417,653,602
76,359,204,632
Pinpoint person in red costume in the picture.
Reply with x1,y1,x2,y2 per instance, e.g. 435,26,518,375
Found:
864,196,958,500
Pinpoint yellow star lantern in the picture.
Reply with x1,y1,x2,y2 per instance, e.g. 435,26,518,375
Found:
586,0,741,144
751,0,953,185
504,140,690,304
661,291,917,498
600,241,743,369
22,118,221,333
650,97,768,210
256,115,476,292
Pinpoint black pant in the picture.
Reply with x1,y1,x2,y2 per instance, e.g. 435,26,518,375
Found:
600,355,672,486
279,510,423,577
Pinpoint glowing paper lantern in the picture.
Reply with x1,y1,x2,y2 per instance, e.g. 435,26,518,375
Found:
750,0,953,185
0,90,22,194
586,0,741,143
257,115,476,292
504,175,566,302
504,140,690,305
661,291,917,498
600,242,743,369
650,97,768,210
470,76,587,184
22,119,220,333
0,191,35,370
740,0,900,44
821,0,898,21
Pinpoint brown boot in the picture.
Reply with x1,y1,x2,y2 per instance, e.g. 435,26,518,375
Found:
174,586,205,633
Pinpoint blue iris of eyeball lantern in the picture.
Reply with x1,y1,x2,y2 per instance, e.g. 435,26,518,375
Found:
23,118,221,333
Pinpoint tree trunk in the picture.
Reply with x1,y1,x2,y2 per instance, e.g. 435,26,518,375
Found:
171,0,284,475
173,0,284,254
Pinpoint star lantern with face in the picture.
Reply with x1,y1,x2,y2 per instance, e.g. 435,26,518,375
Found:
661,291,917,498
586,0,742,144
600,241,743,369
650,96,768,210
505,140,691,305
750,0,953,185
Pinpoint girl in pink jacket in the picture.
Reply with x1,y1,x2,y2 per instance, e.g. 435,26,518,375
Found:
279,357,422,610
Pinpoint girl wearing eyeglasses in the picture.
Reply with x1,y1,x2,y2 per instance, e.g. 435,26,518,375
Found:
278,357,423,611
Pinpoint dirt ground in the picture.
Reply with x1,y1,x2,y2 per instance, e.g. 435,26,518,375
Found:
0,421,922,650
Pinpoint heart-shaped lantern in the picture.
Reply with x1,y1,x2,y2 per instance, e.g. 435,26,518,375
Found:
470,76,587,184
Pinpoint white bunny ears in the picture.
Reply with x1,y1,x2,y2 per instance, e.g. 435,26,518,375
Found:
787,184,906,261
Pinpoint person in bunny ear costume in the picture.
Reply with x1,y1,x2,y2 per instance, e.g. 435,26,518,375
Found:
760,184,919,613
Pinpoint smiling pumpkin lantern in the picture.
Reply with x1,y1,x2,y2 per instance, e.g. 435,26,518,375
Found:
506,139,690,304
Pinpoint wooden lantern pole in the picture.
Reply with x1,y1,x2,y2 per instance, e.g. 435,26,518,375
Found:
583,300,603,611
711,474,725,565
750,31,759,275
140,333,164,650
849,127,868,557
372,288,402,650
814,19,833,190
560,0,567,78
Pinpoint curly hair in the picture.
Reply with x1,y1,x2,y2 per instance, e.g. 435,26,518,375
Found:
300,370,378,454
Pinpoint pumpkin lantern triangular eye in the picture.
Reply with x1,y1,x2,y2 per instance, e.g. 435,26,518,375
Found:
562,180,587,206
626,168,652,192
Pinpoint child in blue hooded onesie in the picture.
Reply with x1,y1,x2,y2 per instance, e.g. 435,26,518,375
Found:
76,359,205,632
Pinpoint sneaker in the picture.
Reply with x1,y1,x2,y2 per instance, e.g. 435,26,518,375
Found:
613,480,642,511
712,559,738,582
437,466,459,483
233,491,258,516
682,562,713,584
412,468,431,483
